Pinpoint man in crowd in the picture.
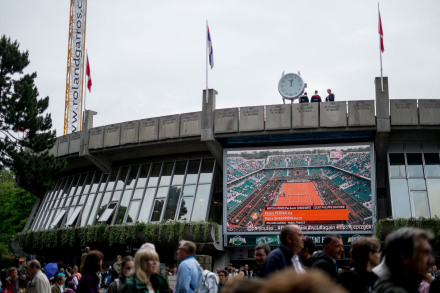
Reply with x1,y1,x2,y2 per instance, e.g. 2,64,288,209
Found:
310,234,344,280
264,225,305,277
310,90,321,102
243,264,252,278
26,260,51,293
112,255,122,279
326,89,335,102
175,240,201,293
299,92,309,103
107,255,134,293
51,275,65,293
2,267,26,292
253,243,270,278
299,237,316,268
372,227,435,293
217,270,228,292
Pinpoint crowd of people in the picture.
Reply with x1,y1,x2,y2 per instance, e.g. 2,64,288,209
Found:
1,225,438,293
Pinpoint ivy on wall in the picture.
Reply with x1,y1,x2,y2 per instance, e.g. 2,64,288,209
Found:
13,221,218,250
376,218,440,245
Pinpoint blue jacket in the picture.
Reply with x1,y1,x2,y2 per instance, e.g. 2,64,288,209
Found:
175,256,201,293
263,242,294,277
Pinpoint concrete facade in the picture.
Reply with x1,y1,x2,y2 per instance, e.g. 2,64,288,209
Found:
239,106,265,132
265,104,291,130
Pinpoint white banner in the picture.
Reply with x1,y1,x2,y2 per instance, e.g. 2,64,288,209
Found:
68,0,87,133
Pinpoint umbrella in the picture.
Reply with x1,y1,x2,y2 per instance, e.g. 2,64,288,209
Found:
44,263,58,279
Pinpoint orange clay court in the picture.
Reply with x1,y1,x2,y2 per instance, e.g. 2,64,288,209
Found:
263,182,348,222
275,182,323,206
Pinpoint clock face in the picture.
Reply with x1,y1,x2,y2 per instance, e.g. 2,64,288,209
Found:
278,73,304,99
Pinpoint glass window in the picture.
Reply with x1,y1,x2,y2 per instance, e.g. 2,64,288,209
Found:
163,186,182,221
126,200,141,224
182,185,196,196
50,209,66,229
159,162,174,186
148,163,162,187
87,192,103,226
406,153,424,178
408,179,426,191
156,187,169,198
90,172,102,194
136,164,151,188
199,159,215,184
66,206,82,226
115,167,128,190
425,153,440,178
172,161,187,185
138,188,156,223
427,179,440,217
125,165,140,189
99,202,118,223
80,197,94,226
112,190,122,202
132,188,144,200
185,160,200,184
151,199,165,222
389,153,405,165
412,191,429,218
178,197,194,221
98,174,109,192
390,179,411,218
191,184,211,221
96,191,112,220
117,188,134,224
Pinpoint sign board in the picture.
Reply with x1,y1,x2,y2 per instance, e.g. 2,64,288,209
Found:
224,143,375,235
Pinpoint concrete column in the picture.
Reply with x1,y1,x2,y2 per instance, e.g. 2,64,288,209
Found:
374,77,391,219
201,89,224,169
80,109,111,172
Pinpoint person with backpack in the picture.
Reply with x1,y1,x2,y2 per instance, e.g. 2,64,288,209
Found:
174,240,201,293
107,256,134,293
122,249,169,293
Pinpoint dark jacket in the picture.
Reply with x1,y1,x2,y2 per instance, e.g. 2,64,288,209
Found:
326,94,335,102
311,95,321,102
338,267,378,293
263,242,293,277
299,95,309,103
122,274,170,293
310,251,338,280
372,274,419,293
77,273,100,293
252,265,264,278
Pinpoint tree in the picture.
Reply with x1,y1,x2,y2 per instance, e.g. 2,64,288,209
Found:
0,35,65,197
0,169,37,255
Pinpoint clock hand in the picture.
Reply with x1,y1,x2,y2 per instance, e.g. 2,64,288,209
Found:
289,79,294,86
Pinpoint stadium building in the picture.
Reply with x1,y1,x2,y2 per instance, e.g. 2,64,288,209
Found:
18,77,440,269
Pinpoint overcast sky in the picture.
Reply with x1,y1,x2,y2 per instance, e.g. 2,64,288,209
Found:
1,0,439,136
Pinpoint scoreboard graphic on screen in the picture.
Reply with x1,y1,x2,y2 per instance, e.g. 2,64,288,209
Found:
224,144,374,234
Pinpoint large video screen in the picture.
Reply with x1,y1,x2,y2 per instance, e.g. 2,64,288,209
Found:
224,144,374,234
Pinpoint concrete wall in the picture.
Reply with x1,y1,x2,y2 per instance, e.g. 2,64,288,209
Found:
51,99,440,157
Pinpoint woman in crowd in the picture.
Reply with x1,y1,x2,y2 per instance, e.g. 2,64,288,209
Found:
123,249,169,293
107,255,134,293
337,237,381,293
77,250,104,293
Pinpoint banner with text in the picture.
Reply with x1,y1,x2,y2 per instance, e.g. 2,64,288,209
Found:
68,0,87,133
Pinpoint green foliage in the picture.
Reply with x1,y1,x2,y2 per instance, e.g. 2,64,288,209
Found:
0,170,37,255
376,218,440,245
14,221,219,250
0,35,65,197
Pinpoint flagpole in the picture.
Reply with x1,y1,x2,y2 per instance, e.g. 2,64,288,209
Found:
378,3,384,92
205,20,209,104
84,49,88,112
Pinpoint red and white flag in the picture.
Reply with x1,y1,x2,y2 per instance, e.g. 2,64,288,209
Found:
378,9,384,53
86,54,92,92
